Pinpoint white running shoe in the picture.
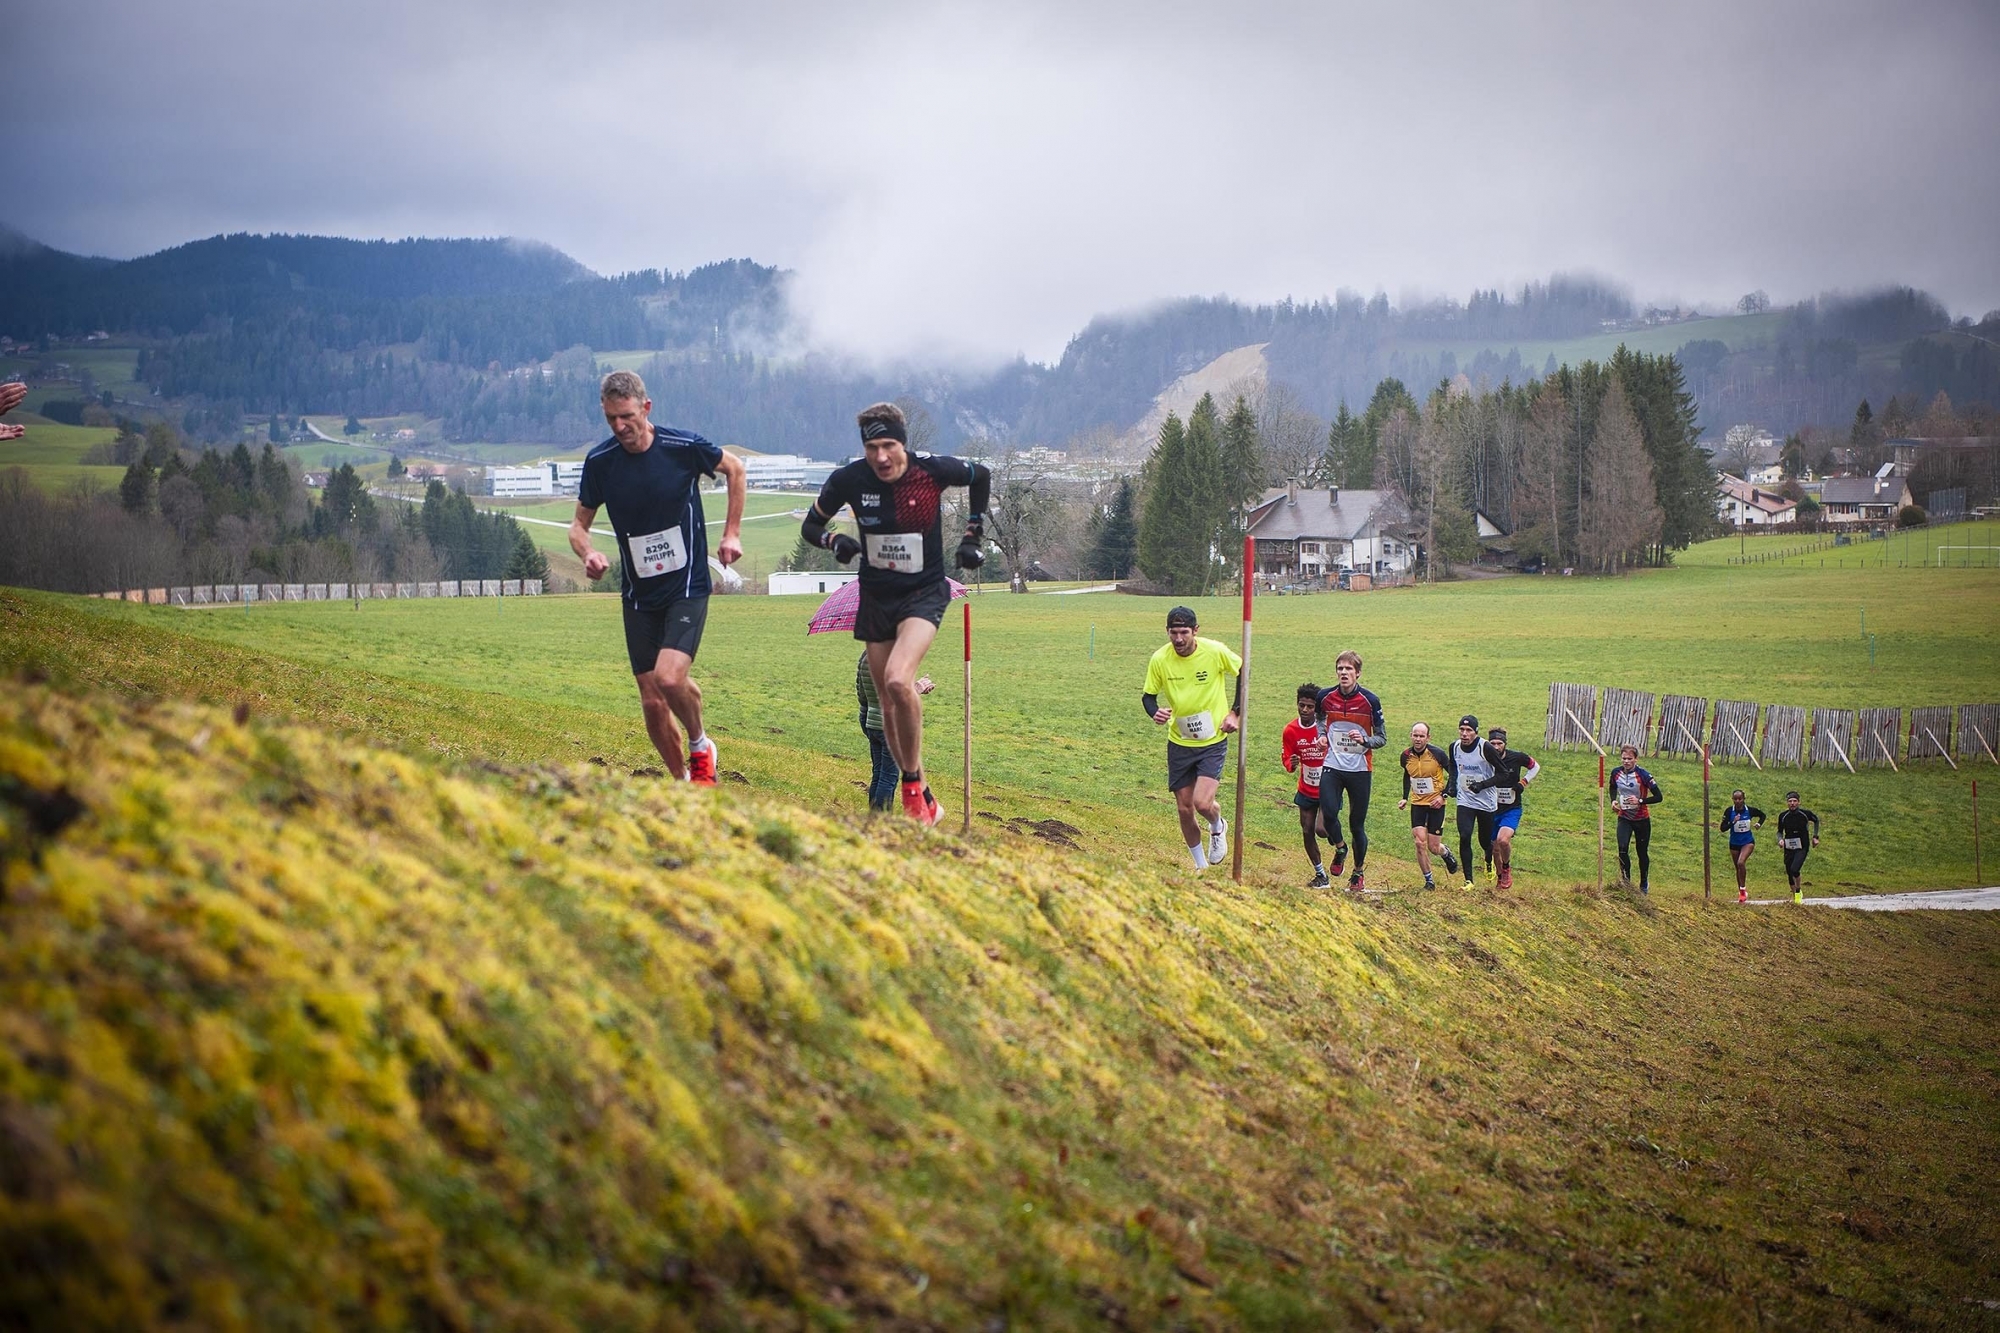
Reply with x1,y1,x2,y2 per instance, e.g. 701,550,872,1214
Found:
1207,818,1228,864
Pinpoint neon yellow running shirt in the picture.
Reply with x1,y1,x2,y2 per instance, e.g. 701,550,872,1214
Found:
1143,637,1242,748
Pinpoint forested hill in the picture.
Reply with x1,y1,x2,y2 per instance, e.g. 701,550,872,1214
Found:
3,225,1993,452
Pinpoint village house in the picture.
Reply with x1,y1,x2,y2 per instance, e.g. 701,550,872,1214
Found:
1244,483,1419,584
1715,474,1797,526
1818,471,1913,525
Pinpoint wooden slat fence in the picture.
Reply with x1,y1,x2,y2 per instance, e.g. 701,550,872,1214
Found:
1906,707,1952,761
1656,695,1708,757
1597,688,1653,753
1710,700,1761,763
1856,708,1901,768
1810,708,1857,769
1545,683,1599,750
1760,705,1806,768
1961,705,2000,763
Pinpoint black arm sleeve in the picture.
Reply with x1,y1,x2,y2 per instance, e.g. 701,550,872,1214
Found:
1141,692,1160,720
1643,778,1664,804
1400,757,1411,800
1808,811,1821,836
1442,745,1459,798
965,461,991,526
800,473,846,549
1233,674,1245,713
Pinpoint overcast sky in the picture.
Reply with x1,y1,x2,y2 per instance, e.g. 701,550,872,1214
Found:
13,0,1998,364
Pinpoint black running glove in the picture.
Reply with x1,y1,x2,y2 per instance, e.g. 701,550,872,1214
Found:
1468,777,1494,792
954,525,984,569
827,533,862,564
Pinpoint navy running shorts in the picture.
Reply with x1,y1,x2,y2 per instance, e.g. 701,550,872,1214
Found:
623,595,709,675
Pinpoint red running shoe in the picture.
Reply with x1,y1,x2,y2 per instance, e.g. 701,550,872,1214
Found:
1496,866,1514,890
901,782,942,827
687,741,719,787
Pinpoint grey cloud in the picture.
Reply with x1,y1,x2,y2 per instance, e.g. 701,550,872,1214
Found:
12,0,1999,364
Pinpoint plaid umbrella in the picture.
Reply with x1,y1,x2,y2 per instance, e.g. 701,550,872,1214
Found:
806,576,969,635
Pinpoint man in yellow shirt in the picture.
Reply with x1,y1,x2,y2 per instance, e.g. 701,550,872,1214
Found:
1141,605,1242,872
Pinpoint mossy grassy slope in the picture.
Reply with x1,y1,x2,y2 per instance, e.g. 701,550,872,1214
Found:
3,593,1999,1329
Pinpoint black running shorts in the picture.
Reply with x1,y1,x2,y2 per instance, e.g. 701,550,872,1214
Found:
1408,802,1446,833
622,596,709,675
854,579,951,643
1167,740,1227,791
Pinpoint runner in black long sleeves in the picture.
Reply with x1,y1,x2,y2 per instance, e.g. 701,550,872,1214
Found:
1775,791,1822,904
1610,744,1665,893
801,402,989,826
1460,727,1539,890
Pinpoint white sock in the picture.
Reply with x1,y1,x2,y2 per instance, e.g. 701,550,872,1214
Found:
1209,815,1225,834
1189,844,1208,870
689,733,712,752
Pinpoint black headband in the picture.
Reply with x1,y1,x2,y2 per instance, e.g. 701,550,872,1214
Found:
860,419,907,445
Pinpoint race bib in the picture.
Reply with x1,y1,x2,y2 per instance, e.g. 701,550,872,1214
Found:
631,526,687,577
1780,836,1802,849
1332,727,1366,755
865,532,924,573
1412,776,1435,797
1733,818,1752,834
1176,711,1216,742
1497,787,1516,806
1302,764,1323,785
1613,794,1632,811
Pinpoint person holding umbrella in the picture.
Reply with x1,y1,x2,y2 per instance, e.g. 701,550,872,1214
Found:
801,402,989,826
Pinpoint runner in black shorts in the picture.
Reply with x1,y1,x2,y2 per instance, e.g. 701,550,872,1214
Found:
1396,722,1459,889
801,401,989,826
1776,791,1821,904
1316,650,1385,890
572,370,745,785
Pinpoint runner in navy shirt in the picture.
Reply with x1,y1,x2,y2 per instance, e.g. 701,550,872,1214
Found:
801,401,989,826
571,371,746,785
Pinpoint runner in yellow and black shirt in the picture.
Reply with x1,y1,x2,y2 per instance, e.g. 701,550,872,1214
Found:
1396,723,1460,889
1142,605,1242,873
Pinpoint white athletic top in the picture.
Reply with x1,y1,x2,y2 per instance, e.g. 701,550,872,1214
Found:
1453,740,1497,812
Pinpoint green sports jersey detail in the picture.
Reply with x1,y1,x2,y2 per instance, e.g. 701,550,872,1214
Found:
1143,637,1241,748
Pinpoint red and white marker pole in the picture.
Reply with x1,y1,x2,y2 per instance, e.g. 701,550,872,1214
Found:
1702,743,1713,900
962,601,972,836
1234,535,1254,883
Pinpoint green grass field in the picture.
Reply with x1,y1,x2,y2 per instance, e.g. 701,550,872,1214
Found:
1679,520,2000,570
1395,312,1788,382
2,567,1998,1329
26,557,1999,899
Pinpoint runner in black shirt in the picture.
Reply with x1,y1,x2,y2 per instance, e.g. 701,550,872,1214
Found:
1460,727,1539,890
1775,792,1822,904
802,402,989,826
572,370,746,785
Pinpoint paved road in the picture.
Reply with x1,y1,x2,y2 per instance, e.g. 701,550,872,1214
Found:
1751,887,2000,911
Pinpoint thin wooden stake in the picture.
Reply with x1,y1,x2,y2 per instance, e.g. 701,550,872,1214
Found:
1868,725,1900,773
1725,716,1763,771
1926,727,1959,771
1825,726,1857,776
962,602,972,836
1234,535,1253,884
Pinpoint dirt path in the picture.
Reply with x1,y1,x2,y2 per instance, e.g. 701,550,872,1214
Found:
1751,886,2000,911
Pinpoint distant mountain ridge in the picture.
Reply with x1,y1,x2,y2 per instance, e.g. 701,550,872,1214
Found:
1,225,1989,451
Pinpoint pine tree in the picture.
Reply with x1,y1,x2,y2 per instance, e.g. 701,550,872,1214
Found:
1322,402,1359,485
119,459,156,515
1219,395,1263,526
1577,379,1663,574
504,527,551,582
1138,414,1204,594
1084,476,1138,580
